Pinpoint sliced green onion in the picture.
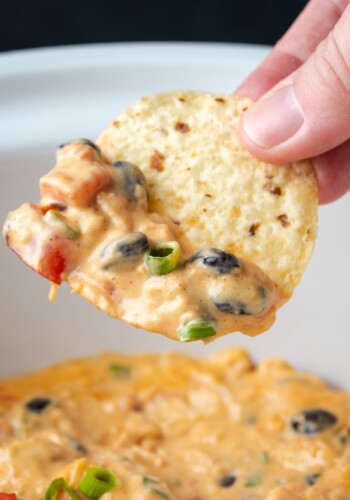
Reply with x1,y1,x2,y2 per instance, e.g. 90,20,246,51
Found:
145,241,180,275
45,209,79,240
143,477,169,499
179,318,216,342
77,467,120,498
45,477,78,500
244,473,261,487
109,363,131,379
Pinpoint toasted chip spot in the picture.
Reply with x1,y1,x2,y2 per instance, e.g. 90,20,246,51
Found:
150,150,165,172
215,97,226,103
264,182,282,196
226,243,238,254
112,121,120,128
175,122,190,133
231,207,241,218
249,223,260,236
277,214,290,227
185,215,200,227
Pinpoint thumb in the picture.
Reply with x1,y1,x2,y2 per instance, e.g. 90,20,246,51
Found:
241,4,350,164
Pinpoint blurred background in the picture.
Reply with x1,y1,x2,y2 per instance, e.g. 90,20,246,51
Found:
2,0,350,386
1,0,308,52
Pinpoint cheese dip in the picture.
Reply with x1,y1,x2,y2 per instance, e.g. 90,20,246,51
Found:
3,141,281,341
0,349,349,499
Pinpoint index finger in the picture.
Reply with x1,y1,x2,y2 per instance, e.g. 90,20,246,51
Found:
235,0,349,99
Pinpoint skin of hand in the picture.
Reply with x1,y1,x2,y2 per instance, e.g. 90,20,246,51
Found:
236,0,350,204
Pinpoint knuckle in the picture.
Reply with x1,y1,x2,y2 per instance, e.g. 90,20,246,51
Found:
314,30,350,97
327,0,350,17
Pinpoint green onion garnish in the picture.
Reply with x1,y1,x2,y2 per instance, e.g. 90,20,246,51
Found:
145,241,180,275
45,209,79,240
244,473,261,487
143,477,169,499
179,319,216,342
77,467,120,498
109,363,131,379
45,477,78,500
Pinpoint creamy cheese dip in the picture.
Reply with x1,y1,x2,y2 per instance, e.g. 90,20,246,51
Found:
3,140,280,341
0,349,350,499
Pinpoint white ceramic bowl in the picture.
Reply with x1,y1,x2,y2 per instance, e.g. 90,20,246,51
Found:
1,43,349,386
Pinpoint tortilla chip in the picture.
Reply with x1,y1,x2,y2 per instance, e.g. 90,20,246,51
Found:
97,91,318,299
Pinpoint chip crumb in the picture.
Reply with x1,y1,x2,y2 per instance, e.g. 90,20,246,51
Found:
150,150,165,172
277,214,290,227
249,223,260,236
264,182,282,196
175,122,190,133
112,121,120,128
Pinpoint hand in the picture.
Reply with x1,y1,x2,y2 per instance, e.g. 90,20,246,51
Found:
236,0,350,204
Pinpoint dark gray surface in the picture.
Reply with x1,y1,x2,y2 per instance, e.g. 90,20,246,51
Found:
0,0,307,52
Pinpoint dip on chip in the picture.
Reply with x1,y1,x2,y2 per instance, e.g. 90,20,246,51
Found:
3,92,318,341
98,91,318,299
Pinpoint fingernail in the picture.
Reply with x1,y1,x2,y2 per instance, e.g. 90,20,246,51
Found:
243,86,304,148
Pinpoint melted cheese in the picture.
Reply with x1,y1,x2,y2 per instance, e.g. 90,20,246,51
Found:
4,143,281,341
48,282,58,302
0,349,349,499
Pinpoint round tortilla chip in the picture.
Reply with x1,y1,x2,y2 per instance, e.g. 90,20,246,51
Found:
97,91,318,299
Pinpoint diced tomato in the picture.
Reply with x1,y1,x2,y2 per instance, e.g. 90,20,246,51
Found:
40,162,111,207
38,245,67,285
10,237,70,285
0,494,17,500
5,203,74,285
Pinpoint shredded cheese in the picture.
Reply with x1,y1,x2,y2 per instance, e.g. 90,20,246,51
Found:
49,282,58,302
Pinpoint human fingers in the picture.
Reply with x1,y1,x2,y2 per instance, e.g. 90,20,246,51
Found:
313,140,350,204
236,0,350,99
241,4,350,165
